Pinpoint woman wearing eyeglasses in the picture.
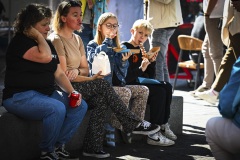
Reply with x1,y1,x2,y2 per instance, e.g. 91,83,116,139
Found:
48,0,160,159
87,11,155,143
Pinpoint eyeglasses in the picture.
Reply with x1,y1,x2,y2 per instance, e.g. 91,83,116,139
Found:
62,0,82,14
104,23,119,30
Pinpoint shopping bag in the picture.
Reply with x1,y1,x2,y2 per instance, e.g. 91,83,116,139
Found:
92,51,111,75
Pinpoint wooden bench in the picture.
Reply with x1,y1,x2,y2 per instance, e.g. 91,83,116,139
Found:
0,96,183,160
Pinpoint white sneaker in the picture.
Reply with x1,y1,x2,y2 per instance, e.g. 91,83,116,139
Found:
147,132,175,146
133,120,160,135
189,85,209,97
161,123,177,140
195,90,218,105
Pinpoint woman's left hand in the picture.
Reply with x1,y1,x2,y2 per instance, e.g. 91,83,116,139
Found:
66,69,79,81
122,51,132,61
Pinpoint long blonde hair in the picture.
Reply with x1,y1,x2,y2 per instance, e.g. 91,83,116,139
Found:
94,12,121,48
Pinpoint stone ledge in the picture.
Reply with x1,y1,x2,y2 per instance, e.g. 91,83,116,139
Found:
0,96,183,160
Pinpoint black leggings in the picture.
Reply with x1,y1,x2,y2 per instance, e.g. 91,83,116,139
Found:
130,81,172,125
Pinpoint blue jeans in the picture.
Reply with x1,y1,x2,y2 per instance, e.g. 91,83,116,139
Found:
151,28,176,82
3,90,88,152
76,23,93,52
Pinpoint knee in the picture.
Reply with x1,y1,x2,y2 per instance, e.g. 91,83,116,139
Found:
115,87,132,99
142,85,149,93
80,99,88,113
51,102,66,118
139,86,149,97
205,117,218,140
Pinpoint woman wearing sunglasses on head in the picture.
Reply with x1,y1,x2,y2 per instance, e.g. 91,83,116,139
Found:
48,0,160,159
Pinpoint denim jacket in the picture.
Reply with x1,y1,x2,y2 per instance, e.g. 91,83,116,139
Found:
87,38,129,85
219,56,240,128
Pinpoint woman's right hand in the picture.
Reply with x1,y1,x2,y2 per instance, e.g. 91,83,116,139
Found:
92,71,104,80
66,69,79,81
23,26,42,40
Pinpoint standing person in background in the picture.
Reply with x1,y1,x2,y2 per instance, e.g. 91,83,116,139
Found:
92,0,108,36
191,3,206,42
146,0,183,82
196,0,240,105
188,2,209,96
205,0,240,153
76,0,108,51
196,0,225,99
49,1,160,158
107,0,144,41
2,3,88,160
123,19,176,146
75,0,94,51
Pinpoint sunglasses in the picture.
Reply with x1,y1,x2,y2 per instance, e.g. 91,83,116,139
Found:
104,23,119,30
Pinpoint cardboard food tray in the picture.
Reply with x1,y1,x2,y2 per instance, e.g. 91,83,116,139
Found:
113,48,140,54
150,46,160,53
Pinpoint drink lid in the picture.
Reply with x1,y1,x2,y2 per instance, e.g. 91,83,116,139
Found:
72,90,79,94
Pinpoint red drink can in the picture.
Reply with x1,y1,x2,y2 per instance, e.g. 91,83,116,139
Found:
69,91,80,108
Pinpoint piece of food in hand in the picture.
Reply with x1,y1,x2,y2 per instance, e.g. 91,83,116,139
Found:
150,47,160,53
139,43,148,59
130,49,140,54
113,47,140,54
148,46,160,59
140,44,160,60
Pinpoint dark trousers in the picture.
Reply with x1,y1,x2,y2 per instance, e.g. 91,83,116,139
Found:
213,33,240,92
137,81,172,125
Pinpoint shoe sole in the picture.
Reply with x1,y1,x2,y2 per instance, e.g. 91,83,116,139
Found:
161,132,177,141
163,135,177,141
132,126,160,135
83,152,110,159
147,139,175,146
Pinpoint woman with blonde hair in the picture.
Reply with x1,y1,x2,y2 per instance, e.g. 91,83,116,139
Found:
48,1,160,158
